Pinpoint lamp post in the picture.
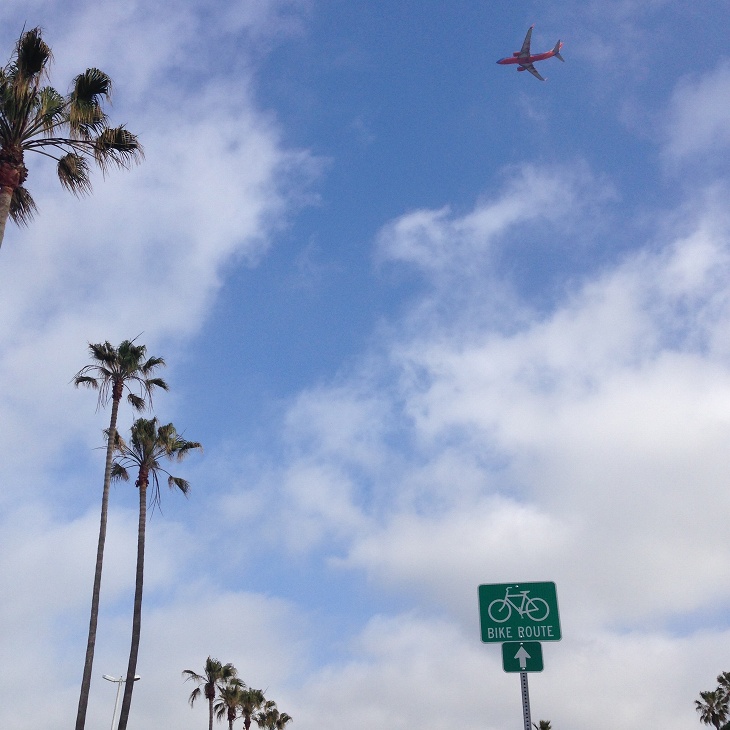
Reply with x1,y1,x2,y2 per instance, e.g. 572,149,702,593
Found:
103,674,140,730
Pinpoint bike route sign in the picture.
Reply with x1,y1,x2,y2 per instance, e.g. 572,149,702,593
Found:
478,581,561,643
501,641,544,673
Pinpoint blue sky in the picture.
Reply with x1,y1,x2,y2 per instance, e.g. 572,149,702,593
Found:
1,1,730,729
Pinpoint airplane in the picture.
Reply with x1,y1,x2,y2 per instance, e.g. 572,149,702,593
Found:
497,25,564,81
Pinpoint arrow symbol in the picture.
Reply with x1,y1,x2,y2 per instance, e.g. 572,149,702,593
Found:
514,645,531,670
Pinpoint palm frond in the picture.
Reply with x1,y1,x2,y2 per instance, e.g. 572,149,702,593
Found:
87,341,117,365
71,67,112,104
93,125,143,171
57,152,91,194
143,376,169,397
141,356,166,374
9,185,36,225
168,475,191,495
73,375,99,389
111,463,129,482
127,392,145,411
32,85,66,135
12,28,52,84
176,440,202,460
68,68,110,138
186,685,202,707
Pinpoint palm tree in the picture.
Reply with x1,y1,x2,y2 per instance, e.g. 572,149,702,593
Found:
113,418,202,730
73,340,167,730
533,722,552,730
0,27,143,249
238,688,267,730
696,690,729,729
254,700,278,730
214,678,247,730
255,701,293,730
184,658,239,730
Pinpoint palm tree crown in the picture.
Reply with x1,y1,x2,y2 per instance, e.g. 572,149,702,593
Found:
184,657,239,730
112,417,201,510
74,339,168,410
696,690,729,730
238,687,267,730
73,339,167,730
0,27,143,248
214,678,248,730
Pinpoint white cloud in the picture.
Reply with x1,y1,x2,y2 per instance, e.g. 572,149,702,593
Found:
250,165,730,644
376,164,599,275
663,60,730,162
295,612,721,730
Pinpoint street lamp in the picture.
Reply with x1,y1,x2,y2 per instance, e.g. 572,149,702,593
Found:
103,674,141,730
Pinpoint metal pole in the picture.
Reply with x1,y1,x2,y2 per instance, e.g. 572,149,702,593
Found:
104,674,139,730
110,677,123,730
520,671,532,730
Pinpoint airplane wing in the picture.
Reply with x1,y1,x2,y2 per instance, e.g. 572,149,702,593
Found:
520,62,545,81
519,25,534,57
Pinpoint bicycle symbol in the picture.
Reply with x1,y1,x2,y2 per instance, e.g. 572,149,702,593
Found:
487,587,550,623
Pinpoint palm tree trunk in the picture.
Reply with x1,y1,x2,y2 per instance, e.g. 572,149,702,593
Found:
0,187,11,250
116,477,147,730
75,395,121,730
209,697,214,730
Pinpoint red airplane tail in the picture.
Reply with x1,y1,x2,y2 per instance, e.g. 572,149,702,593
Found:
553,40,564,62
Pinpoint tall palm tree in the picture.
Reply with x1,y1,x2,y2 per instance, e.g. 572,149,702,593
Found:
214,678,247,730
184,658,239,730
696,690,729,729
533,722,552,730
0,27,143,249
238,688,267,730
113,418,201,730
73,340,167,730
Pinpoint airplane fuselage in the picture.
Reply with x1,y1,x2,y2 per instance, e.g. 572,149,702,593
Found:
496,50,557,65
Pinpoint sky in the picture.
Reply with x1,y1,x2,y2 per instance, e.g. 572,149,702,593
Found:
1,0,730,728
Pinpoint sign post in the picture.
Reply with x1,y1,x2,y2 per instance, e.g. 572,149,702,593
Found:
520,672,532,730
478,582,561,730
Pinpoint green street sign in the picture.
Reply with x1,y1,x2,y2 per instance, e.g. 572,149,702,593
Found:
478,581,561,643
502,641,543,673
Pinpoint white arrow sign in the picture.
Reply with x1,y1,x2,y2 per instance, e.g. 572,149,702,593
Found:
514,645,531,670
